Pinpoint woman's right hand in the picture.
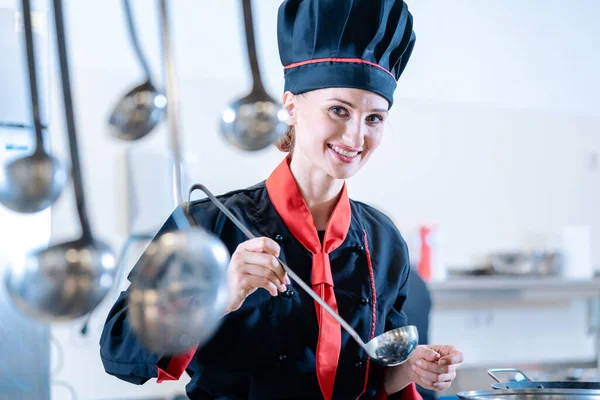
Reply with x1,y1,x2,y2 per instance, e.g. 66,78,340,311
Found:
224,237,291,315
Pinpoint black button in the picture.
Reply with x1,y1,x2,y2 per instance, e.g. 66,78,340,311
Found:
274,234,283,242
360,297,369,306
355,361,364,368
356,244,365,252
283,289,294,298
279,354,287,361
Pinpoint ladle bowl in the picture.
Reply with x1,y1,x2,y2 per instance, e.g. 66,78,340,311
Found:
363,325,418,366
127,228,230,355
0,150,67,213
108,80,166,141
220,91,288,151
4,238,116,322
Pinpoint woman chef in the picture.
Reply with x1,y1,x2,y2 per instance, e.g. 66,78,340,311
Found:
100,0,464,398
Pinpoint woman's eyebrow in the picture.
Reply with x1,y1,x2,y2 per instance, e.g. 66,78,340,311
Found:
326,98,388,113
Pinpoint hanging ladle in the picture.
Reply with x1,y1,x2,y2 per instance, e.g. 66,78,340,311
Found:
5,0,117,322
187,183,419,366
126,0,230,356
220,0,288,151
0,0,67,214
108,0,166,141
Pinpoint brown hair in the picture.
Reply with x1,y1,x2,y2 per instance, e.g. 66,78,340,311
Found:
275,93,306,154
275,125,295,153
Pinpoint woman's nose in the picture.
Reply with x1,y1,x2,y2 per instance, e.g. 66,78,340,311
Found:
341,124,365,149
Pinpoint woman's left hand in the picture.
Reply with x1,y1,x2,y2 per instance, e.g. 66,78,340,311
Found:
406,344,464,391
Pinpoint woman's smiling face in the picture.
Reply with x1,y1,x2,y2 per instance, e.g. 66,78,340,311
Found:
283,87,389,180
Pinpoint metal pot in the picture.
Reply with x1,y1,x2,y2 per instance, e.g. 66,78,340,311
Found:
458,388,600,400
489,368,600,390
489,251,563,276
457,368,600,400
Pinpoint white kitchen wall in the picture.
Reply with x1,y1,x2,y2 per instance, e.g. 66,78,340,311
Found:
3,0,597,398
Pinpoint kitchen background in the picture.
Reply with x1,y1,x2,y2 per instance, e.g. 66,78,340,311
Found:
1,0,599,399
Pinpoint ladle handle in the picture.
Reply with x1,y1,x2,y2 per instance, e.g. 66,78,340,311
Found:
187,184,368,348
240,0,265,92
122,0,153,83
21,0,45,152
158,0,186,206
52,0,93,242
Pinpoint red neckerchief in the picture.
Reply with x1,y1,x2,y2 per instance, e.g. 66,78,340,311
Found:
266,155,351,400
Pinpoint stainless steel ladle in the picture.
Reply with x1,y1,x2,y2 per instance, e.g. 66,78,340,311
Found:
0,0,67,213
126,0,229,356
220,0,288,151
4,0,117,322
108,0,166,141
187,183,419,366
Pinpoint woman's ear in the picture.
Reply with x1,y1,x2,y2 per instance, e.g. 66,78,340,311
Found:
282,91,298,126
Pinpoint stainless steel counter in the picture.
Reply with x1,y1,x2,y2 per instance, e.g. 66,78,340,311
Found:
428,276,600,306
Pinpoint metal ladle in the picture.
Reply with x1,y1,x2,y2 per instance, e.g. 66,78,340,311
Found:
188,183,419,367
127,220,230,355
5,0,117,322
108,0,166,141
126,0,229,356
0,0,67,214
220,0,288,151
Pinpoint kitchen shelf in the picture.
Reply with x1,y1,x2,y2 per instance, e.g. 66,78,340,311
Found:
427,275,600,306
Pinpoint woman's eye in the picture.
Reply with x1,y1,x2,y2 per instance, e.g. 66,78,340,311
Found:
367,114,384,124
330,106,348,116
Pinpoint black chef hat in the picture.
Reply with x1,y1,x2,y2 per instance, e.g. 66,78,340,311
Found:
277,0,416,108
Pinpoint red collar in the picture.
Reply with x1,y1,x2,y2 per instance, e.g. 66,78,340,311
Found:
265,155,351,257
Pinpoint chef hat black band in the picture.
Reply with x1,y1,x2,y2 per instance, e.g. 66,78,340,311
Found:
277,0,416,108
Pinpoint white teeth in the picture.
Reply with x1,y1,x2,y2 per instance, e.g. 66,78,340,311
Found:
330,145,358,158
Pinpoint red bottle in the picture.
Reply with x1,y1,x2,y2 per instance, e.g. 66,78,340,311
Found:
418,225,432,281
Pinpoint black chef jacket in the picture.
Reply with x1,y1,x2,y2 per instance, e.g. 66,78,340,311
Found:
100,163,414,400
